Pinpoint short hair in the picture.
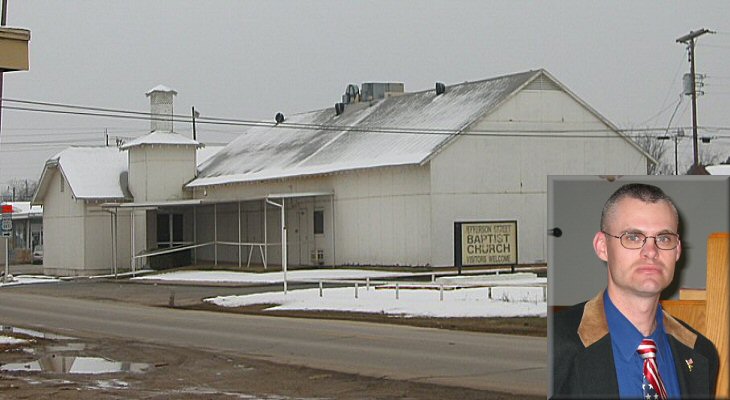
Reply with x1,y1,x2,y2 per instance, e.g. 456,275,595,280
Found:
600,183,679,231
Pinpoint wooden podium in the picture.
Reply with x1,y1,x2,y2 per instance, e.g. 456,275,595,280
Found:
661,233,730,398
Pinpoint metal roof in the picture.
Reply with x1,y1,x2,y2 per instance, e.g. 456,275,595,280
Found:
33,146,224,204
188,70,538,188
119,131,201,150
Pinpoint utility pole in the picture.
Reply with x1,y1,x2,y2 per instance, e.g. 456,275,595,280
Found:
0,0,8,185
191,106,199,141
676,28,714,171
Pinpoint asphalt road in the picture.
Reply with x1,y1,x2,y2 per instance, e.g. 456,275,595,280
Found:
0,285,547,396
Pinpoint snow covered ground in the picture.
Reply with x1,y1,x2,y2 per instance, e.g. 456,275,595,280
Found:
207,285,546,318
2,269,547,318
171,269,550,318
0,275,60,287
0,335,28,345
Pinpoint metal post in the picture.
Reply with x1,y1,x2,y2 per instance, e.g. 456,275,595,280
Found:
109,210,115,277
331,195,336,266
1,0,7,26
3,237,8,283
113,211,118,278
191,106,198,141
264,200,268,266
238,201,242,269
130,211,136,275
266,197,287,294
193,206,197,264
282,198,287,294
0,1,7,230
214,203,218,266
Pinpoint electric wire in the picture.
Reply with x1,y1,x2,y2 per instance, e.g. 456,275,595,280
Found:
0,101,722,139
637,54,688,127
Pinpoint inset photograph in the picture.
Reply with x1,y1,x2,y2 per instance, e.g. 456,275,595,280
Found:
548,176,729,399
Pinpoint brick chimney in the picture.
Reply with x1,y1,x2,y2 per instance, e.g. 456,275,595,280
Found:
146,85,177,132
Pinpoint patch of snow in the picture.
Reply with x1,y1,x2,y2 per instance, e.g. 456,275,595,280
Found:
119,131,200,150
207,285,546,318
0,275,61,287
707,164,730,175
0,335,28,345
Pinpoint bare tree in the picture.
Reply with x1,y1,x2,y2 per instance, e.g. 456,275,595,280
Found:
1,179,39,202
699,147,724,167
633,132,671,175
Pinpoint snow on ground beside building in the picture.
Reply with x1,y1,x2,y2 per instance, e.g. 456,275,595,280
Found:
206,285,546,318
0,275,60,287
0,335,28,345
2,269,546,318
184,269,548,318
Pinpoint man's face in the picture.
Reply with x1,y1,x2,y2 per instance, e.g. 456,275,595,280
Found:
593,197,681,299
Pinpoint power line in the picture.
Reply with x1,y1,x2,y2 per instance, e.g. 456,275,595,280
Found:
2,97,730,139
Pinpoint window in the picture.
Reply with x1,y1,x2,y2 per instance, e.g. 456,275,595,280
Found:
313,209,324,235
157,213,183,248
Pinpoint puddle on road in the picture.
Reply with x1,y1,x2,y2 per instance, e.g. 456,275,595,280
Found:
1,325,74,340
1,325,152,375
1,354,152,374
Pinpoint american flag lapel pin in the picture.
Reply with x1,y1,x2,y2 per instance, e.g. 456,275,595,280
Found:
685,358,694,372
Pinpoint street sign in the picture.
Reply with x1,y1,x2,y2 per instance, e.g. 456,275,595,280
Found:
1,204,12,237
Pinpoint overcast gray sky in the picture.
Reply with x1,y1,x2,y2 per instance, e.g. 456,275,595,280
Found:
2,1,730,187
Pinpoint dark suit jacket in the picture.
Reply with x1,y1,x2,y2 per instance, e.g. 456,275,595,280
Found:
552,291,719,399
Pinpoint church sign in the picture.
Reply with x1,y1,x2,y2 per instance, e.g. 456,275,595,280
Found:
454,220,517,272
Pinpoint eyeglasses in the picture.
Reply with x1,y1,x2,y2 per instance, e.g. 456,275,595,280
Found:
602,231,680,250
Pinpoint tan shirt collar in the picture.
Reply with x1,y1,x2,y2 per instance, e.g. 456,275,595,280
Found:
577,290,697,349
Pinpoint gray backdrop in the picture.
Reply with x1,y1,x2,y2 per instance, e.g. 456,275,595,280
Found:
548,176,730,306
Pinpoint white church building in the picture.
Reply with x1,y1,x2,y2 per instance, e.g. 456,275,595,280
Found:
33,70,652,276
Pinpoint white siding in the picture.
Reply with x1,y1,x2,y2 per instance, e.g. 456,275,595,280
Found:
128,146,196,202
429,88,646,265
331,166,431,266
41,169,135,276
41,170,87,275
195,165,431,267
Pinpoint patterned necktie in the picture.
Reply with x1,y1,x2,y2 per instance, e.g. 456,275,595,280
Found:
637,339,668,400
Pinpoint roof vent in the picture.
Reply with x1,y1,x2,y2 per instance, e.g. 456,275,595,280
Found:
361,82,404,101
435,82,446,95
341,84,360,104
275,113,285,124
335,102,345,116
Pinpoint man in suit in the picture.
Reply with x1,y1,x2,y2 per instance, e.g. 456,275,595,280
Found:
552,183,719,399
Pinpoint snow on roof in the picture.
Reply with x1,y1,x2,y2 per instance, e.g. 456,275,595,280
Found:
145,85,177,96
188,70,538,187
37,145,225,201
707,164,730,175
197,145,225,165
119,131,201,150
54,147,130,200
